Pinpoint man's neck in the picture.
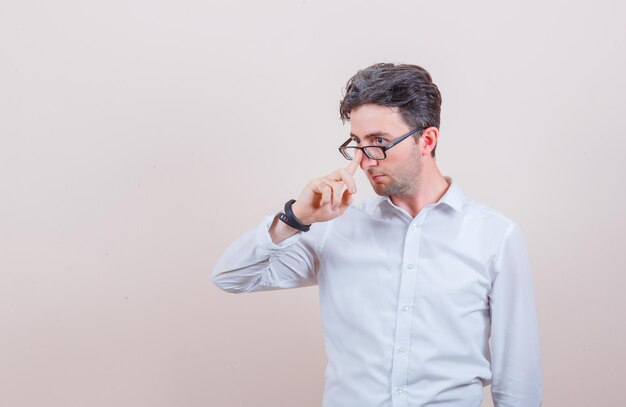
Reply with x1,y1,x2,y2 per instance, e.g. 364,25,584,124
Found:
390,166,450,218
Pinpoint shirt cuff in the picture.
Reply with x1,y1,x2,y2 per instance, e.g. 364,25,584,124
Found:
255,211,304,250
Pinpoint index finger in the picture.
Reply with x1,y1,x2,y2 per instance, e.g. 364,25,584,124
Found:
346,149,362,175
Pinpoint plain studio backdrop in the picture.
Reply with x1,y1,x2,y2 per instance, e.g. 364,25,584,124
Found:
1,1,624,406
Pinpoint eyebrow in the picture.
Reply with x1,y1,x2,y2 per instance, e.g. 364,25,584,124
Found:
349,131,391,139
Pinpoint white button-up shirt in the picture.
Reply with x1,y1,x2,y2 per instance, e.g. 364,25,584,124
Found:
213,176,542,406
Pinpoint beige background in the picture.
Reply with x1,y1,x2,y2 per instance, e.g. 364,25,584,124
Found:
1,1,625,406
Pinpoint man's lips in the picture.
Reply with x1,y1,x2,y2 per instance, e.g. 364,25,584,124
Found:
370,174,385,182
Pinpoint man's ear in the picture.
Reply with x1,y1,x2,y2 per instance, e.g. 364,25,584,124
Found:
420,127,439,156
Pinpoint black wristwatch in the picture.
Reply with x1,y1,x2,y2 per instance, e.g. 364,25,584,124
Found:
278,199,311,232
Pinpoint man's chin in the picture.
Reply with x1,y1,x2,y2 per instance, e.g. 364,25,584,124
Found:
369,181,390,197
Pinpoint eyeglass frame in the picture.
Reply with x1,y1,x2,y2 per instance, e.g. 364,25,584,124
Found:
338,127,424,160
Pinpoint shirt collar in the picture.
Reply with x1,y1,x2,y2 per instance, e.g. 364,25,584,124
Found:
438,176,465,212
380,175,466,213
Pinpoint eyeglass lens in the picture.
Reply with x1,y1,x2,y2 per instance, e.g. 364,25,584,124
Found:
343,146,385,160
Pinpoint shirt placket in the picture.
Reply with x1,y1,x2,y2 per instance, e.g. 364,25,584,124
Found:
390,207,432,406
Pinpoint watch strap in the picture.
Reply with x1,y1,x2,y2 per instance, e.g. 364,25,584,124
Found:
279,199,311,232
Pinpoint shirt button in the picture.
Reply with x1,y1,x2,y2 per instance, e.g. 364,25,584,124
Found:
398,347,405,353
407,264,414,269
402,306,410,312
396,388,404,395
411,224,417,230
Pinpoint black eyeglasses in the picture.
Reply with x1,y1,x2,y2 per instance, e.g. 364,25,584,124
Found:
338,127,424,160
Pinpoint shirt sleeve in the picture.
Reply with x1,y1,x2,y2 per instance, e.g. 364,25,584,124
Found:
211,212,329,293
489,223,543,406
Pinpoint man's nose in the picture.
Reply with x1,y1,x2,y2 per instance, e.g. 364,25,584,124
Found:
360,153,379,170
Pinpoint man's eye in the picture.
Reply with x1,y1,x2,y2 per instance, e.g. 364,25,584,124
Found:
375,137,386,144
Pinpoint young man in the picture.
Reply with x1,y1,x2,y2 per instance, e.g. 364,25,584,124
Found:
213,63,542,406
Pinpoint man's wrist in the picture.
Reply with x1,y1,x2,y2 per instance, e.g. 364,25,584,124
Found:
279,199,311,232
291,201,312,226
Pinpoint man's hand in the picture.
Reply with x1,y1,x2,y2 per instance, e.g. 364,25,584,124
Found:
291,150,362,225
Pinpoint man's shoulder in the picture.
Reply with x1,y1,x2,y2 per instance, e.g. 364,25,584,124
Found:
462,196,519,234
